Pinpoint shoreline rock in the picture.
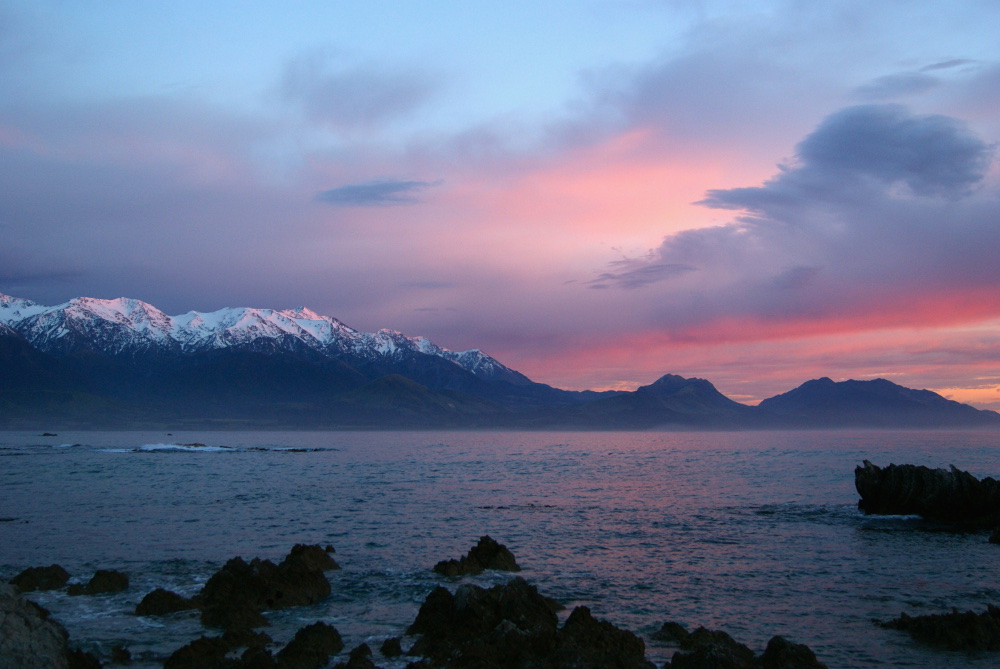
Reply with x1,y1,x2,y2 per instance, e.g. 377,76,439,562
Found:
878,605,1000,651
432,535,520,576
855,460,1000,528
657,622,827,668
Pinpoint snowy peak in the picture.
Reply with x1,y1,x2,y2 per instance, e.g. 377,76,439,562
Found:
0,292,517,383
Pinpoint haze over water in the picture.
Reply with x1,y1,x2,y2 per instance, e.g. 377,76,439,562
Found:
2,429,999,668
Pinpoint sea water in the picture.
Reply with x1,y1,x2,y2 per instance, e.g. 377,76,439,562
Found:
2,429,999,668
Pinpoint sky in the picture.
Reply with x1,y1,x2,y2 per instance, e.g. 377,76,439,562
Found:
3,1,1000,408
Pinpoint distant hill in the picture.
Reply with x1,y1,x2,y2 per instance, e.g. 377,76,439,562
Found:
2,292,998,429
757,377,1000,427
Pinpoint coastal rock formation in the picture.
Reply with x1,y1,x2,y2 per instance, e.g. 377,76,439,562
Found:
855,460,1000,527
275,622,344,669
432,535,520,576
9,564,70,592
135,588,198,616
0,583,71,669
407,576,652,668
67,569,128,596
199,545,337,630
878,606,1000,651
163,629,273,669
657,622,827,668
331,643,382,669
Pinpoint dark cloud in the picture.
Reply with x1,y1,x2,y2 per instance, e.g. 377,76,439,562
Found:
702,104,993,207
316,179,440,207
921,59,976,72
594,104,999,333
281,53,435,132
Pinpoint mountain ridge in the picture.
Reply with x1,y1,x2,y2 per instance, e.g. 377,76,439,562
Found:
2,292,998,429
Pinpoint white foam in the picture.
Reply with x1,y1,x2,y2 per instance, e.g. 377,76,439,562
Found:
137,443,232,453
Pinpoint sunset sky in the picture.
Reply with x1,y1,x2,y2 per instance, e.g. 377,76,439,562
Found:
3,1,1000,408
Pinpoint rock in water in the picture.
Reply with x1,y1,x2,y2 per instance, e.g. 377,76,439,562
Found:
855,460,1000,527
757,635,828,668
878,606,1000,651
275,621,343,669
0,583,70,669
432,535,520,576
135,588,198,616
68,569,129,596
9,565,71,592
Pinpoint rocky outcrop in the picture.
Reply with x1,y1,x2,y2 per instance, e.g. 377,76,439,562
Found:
67,570,128,596
275,622,343,669
432,536,520,576
331,643,382,669
199,545,337,630
855,460,1000,527
135,588,198,616
878,605,1000,651
163,629,273,669
657,622,827,668
0,583,71,669
407,576,652,668
9,564,71,592
0,583,104,669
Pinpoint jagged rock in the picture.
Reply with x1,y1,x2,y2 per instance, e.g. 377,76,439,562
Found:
9,564,71,592
757,636,828,668
407,577,651,668
332,643,382,669
0,583,71,669
407,577,558,666
878,605,1000,651
855,460,1000,527
432,536,520,576
135,587,198,616
199,545,334,630
275,621,344,669
68,570,129,596
669,627,756,668
66,648,102,669
110,645,131,664
555,605,653,669
652,621,691,645
379,637,402,658
164,630,272,669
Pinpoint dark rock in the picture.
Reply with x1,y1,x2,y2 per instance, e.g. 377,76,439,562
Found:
164,630,272,669
855,460,1000,527
669,627,756,669
332,643,383,669
9,564,71,592
555,605,653,669
275,621,344,669
432,535,520,576
110,645,131,664
199,546,333,630
379,637,402,658
757,636,828,668
407,577,558,666
68,570,129,597
66,648,103,669
135,588,197,616
878,605,1000,651
990,528,1000,544
652,621,691,645
0,583,71,668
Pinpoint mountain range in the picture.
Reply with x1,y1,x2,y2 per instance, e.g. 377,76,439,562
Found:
2,292,998,430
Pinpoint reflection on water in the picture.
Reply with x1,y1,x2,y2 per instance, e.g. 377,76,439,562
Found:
2,429,999,667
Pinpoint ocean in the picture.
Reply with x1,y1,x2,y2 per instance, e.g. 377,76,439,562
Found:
2,429,999,667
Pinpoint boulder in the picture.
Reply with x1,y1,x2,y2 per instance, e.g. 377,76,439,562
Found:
199,545,334,630
855,460,1000,527
0,583,71,669
652,621,691,645
332,643,382,669
379,637,402,658
878,605,1000,651
9,564,71,592
275,621,344,669
163,630,273,669
68,570,128,596
135,588,198,616
554,605,653,669
669,627,756,669
757,635,828,668
432,535,520,576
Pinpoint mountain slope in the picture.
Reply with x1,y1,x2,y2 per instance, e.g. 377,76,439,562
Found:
757,377,1000,427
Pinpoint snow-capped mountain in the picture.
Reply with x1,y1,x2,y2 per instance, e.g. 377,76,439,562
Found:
0,292,527,384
